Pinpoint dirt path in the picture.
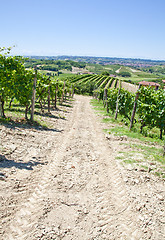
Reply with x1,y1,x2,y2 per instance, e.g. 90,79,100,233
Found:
0,95,165,239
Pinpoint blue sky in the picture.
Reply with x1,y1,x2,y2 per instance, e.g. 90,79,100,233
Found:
1,0,165,60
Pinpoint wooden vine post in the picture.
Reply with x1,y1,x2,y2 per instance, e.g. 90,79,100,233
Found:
103,90,105,106
129,84,141,130
72,85,75,98
61,81,65,104
69,85,72,98
65,87,67,101
48,77,51,113
103,88,107,107
104,88,109,113
115,88,121,120
30,66,37,121
0,96,5,118
54,79,58,109
0,96,3,117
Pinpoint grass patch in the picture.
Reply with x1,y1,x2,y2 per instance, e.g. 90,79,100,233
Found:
102,117,114,123
123,159,138,164
91,98,164,145
130,143,165,165
107,126,164,145
1,97,72,130
91,98,165,179
116,147,165,178
90,99,105,109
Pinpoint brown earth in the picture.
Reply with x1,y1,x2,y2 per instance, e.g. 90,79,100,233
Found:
0,95,164,239
121,81,138,93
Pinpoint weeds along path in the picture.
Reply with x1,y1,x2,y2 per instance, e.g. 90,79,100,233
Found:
1,95,163,239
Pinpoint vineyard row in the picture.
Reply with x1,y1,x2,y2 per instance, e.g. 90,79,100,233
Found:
68,74,165,140
0,49,74,121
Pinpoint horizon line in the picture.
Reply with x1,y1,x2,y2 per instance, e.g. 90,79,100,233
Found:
18,55,165,62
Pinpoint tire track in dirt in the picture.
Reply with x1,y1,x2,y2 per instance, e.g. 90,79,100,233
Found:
3,102,79,240
30,96,143,239
0,127,65,237
87,99,142,239
3,95,145,239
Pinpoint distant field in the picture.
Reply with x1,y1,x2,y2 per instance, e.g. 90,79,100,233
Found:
119,76,159,83
25,58,165,84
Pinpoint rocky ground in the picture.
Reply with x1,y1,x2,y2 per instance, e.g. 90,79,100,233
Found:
0,95,164,239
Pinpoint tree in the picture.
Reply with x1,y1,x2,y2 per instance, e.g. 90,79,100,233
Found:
118,71,131,77
101,71,110,76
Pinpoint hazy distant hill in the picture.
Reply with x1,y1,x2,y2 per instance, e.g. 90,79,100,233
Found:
26,55,165,67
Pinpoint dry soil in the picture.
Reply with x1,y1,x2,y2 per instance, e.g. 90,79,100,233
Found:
0,95,164,240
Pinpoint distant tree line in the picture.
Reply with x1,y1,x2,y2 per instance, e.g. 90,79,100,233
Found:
25,59,86,72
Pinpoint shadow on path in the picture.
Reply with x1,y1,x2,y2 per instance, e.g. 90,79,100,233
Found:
0,154,44,170
0,118,64,133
